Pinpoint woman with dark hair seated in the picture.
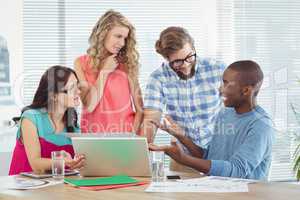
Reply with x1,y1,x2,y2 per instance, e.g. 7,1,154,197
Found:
9,66,85,175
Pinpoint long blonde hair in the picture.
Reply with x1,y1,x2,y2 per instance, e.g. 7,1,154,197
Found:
87,10,139,80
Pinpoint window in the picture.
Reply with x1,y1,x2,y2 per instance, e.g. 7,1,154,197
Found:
23,0,218,166
0,0,23,175
217,0,300,181
0,0,23,108
0,36,10,102
21,0,299,180
64,0,217,152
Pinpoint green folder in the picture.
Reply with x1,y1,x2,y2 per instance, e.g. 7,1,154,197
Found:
64,175,138,187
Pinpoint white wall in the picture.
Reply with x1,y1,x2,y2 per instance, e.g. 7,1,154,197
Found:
0,0,23,81
0,153,13,176
0,0,24,117
0,0,23,176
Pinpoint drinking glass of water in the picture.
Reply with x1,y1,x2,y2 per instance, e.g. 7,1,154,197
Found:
51,151,65,182
151,151,165,182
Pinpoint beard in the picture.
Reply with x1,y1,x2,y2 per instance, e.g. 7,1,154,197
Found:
172,63,196,80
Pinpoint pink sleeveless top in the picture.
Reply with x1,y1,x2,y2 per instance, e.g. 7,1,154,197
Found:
9,109,77,175
79,55,135,133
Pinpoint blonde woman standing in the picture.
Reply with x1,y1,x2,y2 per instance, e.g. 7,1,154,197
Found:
74,10,143,134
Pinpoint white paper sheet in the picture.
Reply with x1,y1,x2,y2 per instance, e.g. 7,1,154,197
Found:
178,176,258,184
145,179,249,193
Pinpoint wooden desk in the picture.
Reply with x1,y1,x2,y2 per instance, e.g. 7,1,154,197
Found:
0,172,299,200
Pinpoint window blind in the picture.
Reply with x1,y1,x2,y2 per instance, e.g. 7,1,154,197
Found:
64,0,217,151
217,0,300,181
23,0,217,166
23,0,66,105
22,0,300,180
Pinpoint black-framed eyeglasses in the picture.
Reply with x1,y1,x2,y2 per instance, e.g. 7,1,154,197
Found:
169,53,197,69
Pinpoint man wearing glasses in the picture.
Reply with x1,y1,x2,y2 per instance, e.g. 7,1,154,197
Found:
142,27,225,171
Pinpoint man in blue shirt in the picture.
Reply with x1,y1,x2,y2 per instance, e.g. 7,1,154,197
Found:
150,60,275,180
143,27,225,149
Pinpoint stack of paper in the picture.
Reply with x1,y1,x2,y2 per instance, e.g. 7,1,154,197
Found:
64,175,148,191
145,176,250,193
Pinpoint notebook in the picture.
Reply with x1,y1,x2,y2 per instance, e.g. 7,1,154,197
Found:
64,175,138,187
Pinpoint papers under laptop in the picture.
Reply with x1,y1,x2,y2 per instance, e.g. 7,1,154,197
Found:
71,135,151,177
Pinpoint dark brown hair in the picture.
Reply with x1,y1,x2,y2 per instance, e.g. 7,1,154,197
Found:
13,65,79,132
155,26,194,59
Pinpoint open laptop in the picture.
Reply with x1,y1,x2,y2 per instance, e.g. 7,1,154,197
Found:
71,136,151,177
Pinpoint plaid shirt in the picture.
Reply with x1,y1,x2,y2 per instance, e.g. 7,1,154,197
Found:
144,57,225,148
